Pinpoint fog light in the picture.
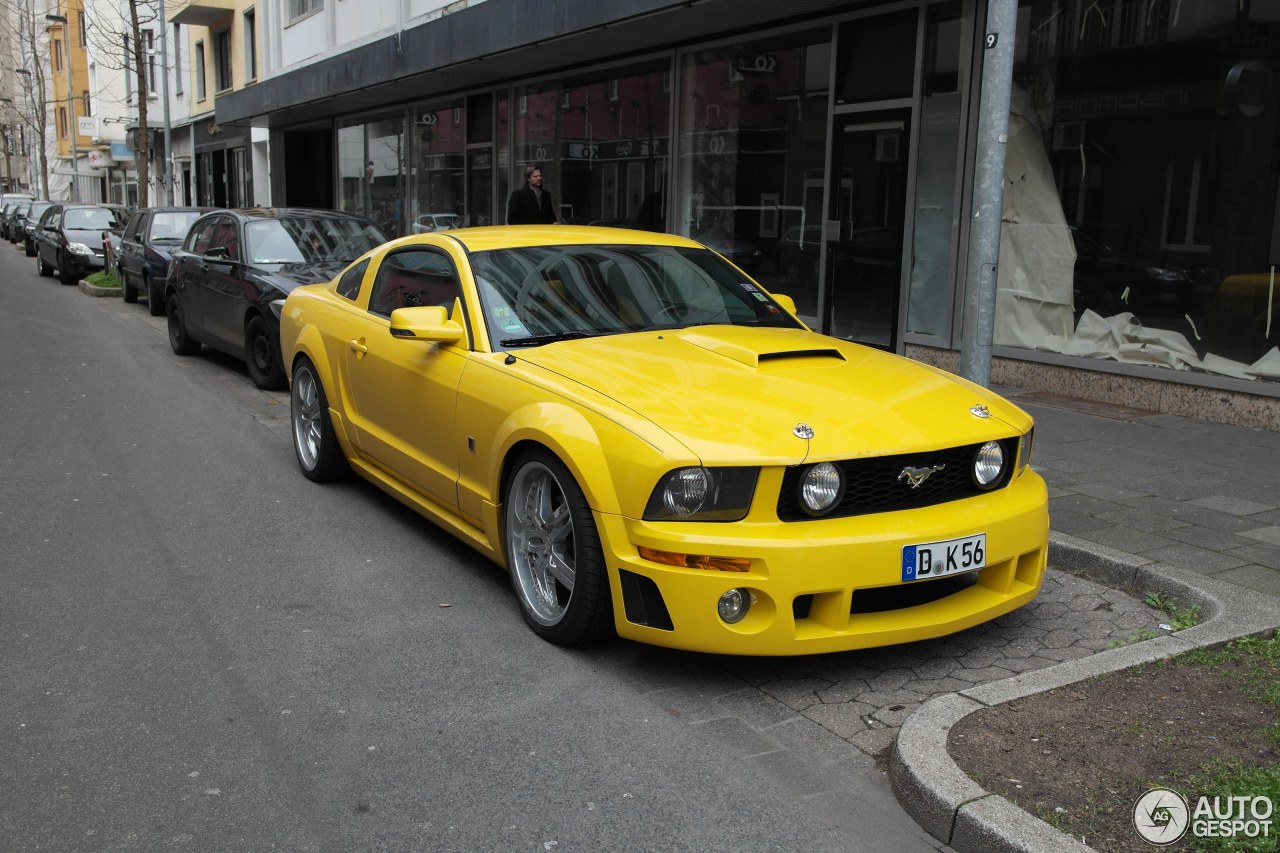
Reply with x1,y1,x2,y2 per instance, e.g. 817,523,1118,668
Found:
717,588,750,623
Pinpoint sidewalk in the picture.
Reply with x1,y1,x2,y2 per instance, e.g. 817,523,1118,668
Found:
890,388,1280,852
1010,387,1280,601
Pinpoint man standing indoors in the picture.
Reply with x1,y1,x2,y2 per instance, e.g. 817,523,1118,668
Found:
506,164,559,225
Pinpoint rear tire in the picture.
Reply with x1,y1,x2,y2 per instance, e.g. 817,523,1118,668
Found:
167,292,201,355
504,447,613,646
289,357,349,482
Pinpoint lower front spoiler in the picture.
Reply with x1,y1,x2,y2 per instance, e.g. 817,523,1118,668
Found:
596,487,1049,657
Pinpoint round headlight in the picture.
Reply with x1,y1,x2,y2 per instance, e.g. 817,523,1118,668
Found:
800,462,844,515
973,441,1005,487
662,467,710,517
717,588,750,623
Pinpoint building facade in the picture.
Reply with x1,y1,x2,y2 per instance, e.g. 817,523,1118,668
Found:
119,1,1280,426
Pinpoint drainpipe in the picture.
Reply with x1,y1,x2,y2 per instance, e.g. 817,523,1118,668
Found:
958,0,1017,387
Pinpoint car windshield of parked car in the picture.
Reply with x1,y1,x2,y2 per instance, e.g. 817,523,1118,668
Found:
246,217,387,266
63,207,121,231
471,243,803,349
151,211,205,241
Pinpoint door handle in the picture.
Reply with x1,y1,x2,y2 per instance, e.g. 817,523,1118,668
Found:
348,339,368,356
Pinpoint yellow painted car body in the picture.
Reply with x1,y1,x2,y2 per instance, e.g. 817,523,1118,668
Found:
280,225,1048,656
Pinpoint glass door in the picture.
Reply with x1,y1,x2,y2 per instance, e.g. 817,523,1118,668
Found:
826,109,911,349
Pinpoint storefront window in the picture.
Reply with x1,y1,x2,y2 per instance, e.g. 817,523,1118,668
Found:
409,101,465,232
678,29,831,320
510,60,670,228
907,2,965,340
997,1,1280,385
338,116,405,237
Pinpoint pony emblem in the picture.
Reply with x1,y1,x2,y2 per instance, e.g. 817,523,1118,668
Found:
898,464,945,489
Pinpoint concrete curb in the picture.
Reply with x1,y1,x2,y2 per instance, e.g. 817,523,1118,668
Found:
78,281,120,297
889,530,1280,852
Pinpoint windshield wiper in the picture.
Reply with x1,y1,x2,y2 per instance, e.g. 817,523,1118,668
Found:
500,330,601,347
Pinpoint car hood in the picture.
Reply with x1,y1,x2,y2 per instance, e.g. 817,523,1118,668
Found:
513,326,1029,463
256,262,349,293
64,227,106,244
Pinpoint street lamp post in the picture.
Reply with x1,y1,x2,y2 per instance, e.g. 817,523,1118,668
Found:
45,13,79,202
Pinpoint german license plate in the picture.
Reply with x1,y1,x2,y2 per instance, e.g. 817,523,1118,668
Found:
901,533,986,581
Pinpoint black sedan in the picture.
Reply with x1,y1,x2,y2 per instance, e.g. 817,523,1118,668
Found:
22,201,55,256
166,208,387,389
33,203,127,285
119,206,214,316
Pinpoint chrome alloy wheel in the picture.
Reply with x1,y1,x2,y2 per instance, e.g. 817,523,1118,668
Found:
290,363,323,471
507,460,577,627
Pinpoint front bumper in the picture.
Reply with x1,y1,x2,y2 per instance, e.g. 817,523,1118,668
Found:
598,467,1049,656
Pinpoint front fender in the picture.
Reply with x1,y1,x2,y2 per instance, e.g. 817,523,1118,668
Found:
284,316,359,458
486,402,693,519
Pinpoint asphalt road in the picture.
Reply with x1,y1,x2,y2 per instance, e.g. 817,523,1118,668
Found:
0,248,942,852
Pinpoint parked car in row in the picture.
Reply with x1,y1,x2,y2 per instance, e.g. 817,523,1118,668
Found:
21,201,55,257
33,203,127,285
5,201,32,243
167,208,387,389
279,225,1048,654
0,193,33,239
118,206,213,315
410,212,463,233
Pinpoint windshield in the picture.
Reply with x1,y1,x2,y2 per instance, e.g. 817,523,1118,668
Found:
63,207,122,230
151,210,205,241
471,244,803,350
246,217,387,265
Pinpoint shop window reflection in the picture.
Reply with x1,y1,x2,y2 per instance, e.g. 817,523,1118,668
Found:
678,30,830,323
997,0,1280,384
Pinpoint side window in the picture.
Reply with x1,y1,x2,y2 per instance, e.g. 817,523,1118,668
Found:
215,222,241,262
369,248,461,317
189,219,218,254
124,212,145,240
336,259,369,301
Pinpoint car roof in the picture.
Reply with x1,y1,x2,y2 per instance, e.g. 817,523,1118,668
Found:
222,207,374,221
430,224,704,253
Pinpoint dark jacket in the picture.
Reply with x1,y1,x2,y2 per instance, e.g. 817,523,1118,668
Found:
506,186,557,225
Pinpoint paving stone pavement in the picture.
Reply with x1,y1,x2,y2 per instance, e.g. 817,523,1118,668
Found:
589,568,1168,762
1004,388,1280,600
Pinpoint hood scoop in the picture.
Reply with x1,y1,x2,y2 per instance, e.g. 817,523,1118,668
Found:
677,330,847,369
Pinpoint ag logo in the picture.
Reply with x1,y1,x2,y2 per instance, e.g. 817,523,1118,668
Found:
1133,788,1190,845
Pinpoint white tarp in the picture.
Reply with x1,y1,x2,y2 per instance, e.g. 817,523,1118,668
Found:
994,86,1077,349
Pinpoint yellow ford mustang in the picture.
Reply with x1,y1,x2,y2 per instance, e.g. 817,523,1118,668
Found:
280,225,1048,656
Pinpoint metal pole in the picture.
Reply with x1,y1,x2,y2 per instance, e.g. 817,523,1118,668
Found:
958,0,1017,387
159,0,173,204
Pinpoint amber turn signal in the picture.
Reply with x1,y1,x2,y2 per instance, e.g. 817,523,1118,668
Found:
638,546,751,572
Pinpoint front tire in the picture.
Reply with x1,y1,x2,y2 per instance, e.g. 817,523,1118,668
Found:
504,448,612,645
57,254,79,285
145,273,165,316
290,357,348,482
167,292,201,355
122,270,138,303
36,250,51,277
245,316,286,390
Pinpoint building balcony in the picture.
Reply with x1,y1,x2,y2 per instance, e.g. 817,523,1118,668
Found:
169,0,236,27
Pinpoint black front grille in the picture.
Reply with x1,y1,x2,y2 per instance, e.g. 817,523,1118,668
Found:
776,439,1017,521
